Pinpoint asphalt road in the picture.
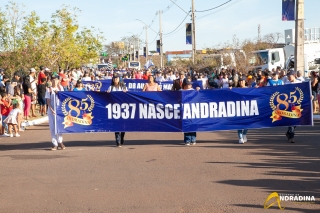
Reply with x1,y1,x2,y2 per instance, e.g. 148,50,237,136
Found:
0,121,319,213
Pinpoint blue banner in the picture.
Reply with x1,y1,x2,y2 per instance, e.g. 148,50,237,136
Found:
56,82,312,134
282,0,295,21
83,79,202,92
186,23,192,45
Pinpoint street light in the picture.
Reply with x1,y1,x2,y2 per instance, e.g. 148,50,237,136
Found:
127,32,139,62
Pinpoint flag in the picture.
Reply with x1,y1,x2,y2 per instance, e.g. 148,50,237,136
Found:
186,23,192,44
107,58,113,70
156,40,160,53
144,59,154,69
282,0,295,21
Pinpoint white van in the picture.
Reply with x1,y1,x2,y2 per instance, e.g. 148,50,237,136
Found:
128,61,140,70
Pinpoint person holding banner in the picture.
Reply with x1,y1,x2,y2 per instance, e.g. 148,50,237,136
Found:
181,80,197,145
142,75,161,92
284,71,302,143
45,75,65,150
107,75,127,147
237,77,248,144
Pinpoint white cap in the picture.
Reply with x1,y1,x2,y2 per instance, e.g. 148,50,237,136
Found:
45,68,50,71
30,68,36,72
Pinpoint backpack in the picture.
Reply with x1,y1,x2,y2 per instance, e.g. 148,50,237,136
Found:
208,77,219,88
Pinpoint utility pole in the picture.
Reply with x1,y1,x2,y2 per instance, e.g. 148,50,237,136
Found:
145,26,148,63
294,0,304,74
258,24,261,42
191,0,196,65
159,10,163,68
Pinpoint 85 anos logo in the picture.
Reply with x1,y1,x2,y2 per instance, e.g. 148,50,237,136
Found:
270,87,304,123
61,95,95,128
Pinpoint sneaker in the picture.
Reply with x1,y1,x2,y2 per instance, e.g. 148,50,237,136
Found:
185,143,190,146
14,134,20,137
59,143,66,150
285,133,290,141
191,142,196,145
289,138,295,143
51,146,58,151
243,135,247,143
9,134,13,137
239,138,244,144
1,133,10,137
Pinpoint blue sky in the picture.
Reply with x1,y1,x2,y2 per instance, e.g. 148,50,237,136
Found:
2,0,319,52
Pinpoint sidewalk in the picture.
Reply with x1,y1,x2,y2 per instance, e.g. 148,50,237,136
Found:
21,115,48,128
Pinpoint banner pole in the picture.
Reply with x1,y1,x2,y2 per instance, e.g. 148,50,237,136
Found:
54,91,58,136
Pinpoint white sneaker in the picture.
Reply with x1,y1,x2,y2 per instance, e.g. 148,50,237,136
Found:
15,134,20,137
9,134,13,137
1,133,10,137
239,138,244,144
243,135,247,143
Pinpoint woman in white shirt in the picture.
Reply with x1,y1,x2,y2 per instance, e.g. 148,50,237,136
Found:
107,75,127,147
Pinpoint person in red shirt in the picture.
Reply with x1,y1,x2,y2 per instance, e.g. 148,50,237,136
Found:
1,92,12,136
142,70,150,80
37,66,47,85
58,68,69,91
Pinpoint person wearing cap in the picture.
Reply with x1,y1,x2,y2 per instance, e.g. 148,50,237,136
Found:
266,72,283,86
45,75,65,150
107,75,127,147
155,71,165,83
237,77,249,144
284,70,302,143
181,79,197,145
29,68,38,117
171,71,186,91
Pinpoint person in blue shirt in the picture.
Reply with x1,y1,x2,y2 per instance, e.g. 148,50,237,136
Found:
73,80,86,91
266,72,284,86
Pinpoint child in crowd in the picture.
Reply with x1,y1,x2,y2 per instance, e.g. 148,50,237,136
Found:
4,100,21,137
37,78,47,116
1,92,12,137
11,86,23,131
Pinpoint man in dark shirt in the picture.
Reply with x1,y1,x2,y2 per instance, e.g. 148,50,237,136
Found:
37,78,47,116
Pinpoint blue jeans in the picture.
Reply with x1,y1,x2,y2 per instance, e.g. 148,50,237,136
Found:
237,129,248,139
184,132,196,143
2,115,8,132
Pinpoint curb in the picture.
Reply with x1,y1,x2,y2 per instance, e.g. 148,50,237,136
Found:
21,116,48,127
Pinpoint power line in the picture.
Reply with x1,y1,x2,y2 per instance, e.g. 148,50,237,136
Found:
148,33,158,45
148,13,158,28
196,0,242,20
163,12,190,35
195,0,232,13
163,23,185,38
